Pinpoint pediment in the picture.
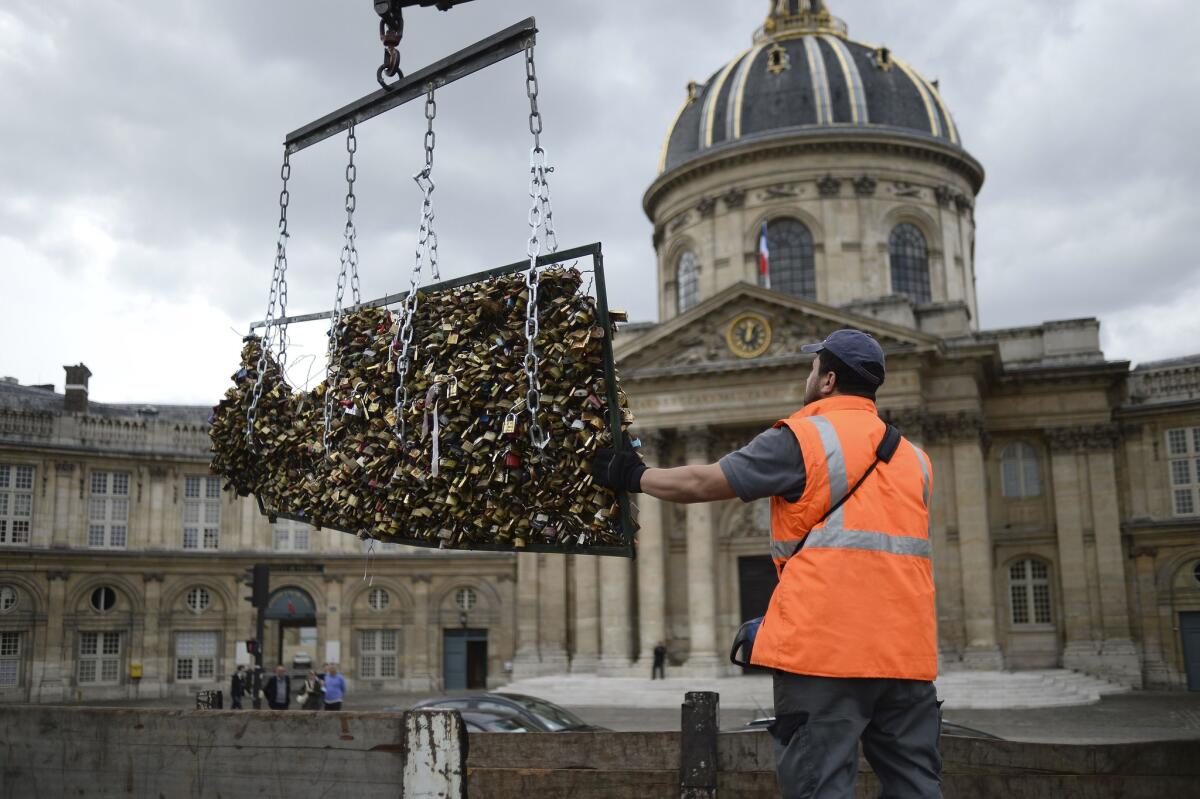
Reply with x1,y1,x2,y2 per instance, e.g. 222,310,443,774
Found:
616,282,940,377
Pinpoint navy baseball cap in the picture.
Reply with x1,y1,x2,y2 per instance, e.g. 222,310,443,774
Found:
801,329,886,386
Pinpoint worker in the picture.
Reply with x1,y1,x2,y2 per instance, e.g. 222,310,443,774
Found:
592,329,940,799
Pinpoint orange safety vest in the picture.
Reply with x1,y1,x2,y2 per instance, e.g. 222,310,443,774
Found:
749,395,936,681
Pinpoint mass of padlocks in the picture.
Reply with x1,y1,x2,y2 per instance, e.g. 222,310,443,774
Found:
209,266,636,552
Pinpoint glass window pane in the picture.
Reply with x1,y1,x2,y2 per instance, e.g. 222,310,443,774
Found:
12,495,31,517
80,632,98,656
1,632,20,656
1171,460,1191,486
676,251,699,313
361,656,376,679
380,656,396,678
1001,459,1020,498
102,633,120,655
0,465,8,488
205,478,221,499
203,504,220,525
183,504,200,525
88,525,105,547
91,472,108,495
183,528,198,549
381,630,397,651
274,529,289,551
78,660,96,683
101,660,118,682
112,473,129,496
13,466,33,490
0,660,17,687
1022,458,1041,496
1030,560,1048,580
295,529,309,552
176,660,193,680
11,521,29,543
185,476,201,498
88,498,107,522
1175,489,1196,516
1010,584,1028,625
111,499,128,521
203,529,220,549
110,526,126,548
1032,584,1052,624
889,223,930,303
767,218,816,299
0,494,7,516
198,658,215,679
1168,429,1188,456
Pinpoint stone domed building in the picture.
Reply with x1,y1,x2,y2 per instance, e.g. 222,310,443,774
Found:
509,0,1200,691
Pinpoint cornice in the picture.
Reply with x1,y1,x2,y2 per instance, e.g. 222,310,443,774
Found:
1045,423,1121,453
646,128,985,219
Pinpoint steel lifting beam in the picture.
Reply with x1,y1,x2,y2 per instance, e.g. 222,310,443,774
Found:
284,16,536,155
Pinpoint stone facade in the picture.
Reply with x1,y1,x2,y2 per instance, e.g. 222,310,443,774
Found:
0,376,516,703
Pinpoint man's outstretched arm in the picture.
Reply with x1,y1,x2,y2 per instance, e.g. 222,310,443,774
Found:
591,449,736,503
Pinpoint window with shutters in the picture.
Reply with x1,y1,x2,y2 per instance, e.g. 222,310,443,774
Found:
88,471,130,549
0,632,21,688
1000,442,1041,499
273,518,311,552
889,223,931,304
0,463,34,546
1167,427,1200,517
676,251,699,314
1008,558,1053,627
183,476,221,550
359,629,398,679
766,218,816,299
78,631,122,684
174,631,218,682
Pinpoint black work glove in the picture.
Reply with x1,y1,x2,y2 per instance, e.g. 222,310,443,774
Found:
591,447,647,493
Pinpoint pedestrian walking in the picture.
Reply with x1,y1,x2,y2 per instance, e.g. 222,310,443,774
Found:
321,663,347,710
262,665,291,710
230,664,248,709
593,329,940,799
298,670,325,710
651,642,667,680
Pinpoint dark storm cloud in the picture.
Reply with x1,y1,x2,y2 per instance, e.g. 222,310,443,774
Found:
0,0,1197,403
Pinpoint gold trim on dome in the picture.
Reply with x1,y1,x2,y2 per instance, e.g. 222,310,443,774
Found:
891,55,942,139
726,312,773,359
702,48,750,148
731,43,769,139
657,86,697,174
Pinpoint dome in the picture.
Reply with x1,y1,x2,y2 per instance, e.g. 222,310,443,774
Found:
659,0,962,174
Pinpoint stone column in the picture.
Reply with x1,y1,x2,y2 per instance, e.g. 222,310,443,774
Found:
409,576,434,690
148,467,168,549
1131,547,1169,688
597,554,634,675
139,573,165,699
938,413,1002,669
570,555,600,673
537,555,570,674
51,462,75,548
322,575,344,668
635,431,668,665
1086,440,1140,685
510,553,542,678
683,431,722,676
1049,446,1096,667
34,571,70,702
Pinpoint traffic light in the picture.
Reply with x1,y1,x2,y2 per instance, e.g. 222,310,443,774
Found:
241,564,270,609
246,639,258,655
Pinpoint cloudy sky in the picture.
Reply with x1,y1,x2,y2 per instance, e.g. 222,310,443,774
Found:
2,0,1197,405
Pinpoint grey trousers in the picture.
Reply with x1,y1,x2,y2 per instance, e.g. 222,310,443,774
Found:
770,672,942,799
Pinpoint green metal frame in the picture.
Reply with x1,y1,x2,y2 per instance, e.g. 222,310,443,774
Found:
249,242,636,559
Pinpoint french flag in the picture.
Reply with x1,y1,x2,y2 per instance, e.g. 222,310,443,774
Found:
758,222,771,289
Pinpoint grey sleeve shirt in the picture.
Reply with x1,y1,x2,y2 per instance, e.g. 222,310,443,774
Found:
718,426,807,503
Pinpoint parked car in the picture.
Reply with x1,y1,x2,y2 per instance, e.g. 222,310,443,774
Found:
459,710,542,733
409,693,608,732
736,716,1001,740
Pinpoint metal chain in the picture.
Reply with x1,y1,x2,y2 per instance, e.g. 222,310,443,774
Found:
390,84,439,442
521,44,555,450
246,149,293,449
323,125,362,450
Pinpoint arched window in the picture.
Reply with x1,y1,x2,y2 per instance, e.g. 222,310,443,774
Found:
1000,442,1041,498
1008,558,1052,626
889,223,931,303
766,218,816,299
676,251,699,313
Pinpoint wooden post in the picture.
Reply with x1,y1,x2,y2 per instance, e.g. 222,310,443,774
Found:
680,691,719,798
403,709,468,798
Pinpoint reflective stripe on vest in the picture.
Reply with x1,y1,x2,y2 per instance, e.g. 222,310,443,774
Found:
771,416,931,563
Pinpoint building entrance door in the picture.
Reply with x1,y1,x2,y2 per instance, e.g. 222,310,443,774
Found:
443,629,488,690
1182,612,1200,691
264,586,318,674
738,555,778,623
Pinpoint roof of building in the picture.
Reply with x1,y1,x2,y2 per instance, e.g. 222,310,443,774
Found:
0,380,211,425
659,0,964,175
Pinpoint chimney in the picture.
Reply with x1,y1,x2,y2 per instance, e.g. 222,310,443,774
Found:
63,364,92,413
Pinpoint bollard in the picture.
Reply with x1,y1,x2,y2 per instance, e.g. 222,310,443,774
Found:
680,691,719,798
402,709,468,798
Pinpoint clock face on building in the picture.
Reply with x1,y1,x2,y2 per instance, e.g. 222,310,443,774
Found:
726,312,772,359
